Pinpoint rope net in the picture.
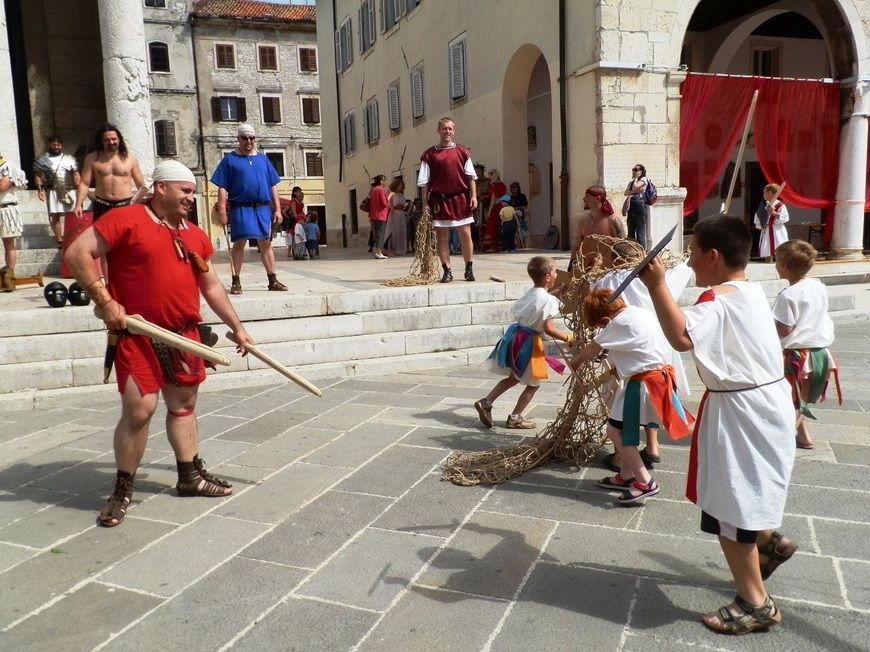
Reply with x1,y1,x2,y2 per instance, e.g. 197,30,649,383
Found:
384,208,441,287
442,235,685,486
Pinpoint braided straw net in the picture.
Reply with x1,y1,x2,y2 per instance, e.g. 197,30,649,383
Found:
384,208,441,287
442,235,685,486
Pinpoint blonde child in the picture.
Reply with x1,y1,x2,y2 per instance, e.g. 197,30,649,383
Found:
753,183,789,261
640,214,797,634
773,240,841,449
570,288,693,505
474,256,572,430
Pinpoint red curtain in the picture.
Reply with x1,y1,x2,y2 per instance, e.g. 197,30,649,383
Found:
680,74,841,247
679,74,758,217
754,79,840,245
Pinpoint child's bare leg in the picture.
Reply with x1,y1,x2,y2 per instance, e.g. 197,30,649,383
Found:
702,537,768,629
795,412,813,448
644,426,660,458
510,384,538,417
605,425,632,481
621,446,651,485
485,376,518,403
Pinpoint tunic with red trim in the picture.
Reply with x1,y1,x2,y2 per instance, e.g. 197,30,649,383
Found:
420,144,474,222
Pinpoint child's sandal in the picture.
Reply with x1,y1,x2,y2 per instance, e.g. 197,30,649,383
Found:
701,594,782,635
597,474,635,491
617,478,660,505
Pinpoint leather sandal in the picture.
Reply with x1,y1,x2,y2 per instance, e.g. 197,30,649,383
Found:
758,531,798,580
701,594,782,635
268,279,288,291
176,457,233,497
98,475,134,527
229,282,242,295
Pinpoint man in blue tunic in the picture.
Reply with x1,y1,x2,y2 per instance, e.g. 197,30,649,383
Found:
211,124,287,293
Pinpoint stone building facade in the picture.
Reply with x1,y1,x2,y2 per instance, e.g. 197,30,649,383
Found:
1,0,323,245
191,0,324,241
317,0,870,259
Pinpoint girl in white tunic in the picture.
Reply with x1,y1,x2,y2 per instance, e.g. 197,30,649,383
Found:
641,215,797,635
753,183,789,260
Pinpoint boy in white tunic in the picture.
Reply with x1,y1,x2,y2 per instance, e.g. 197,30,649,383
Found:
753,183,789,261
570,289,693,505
475,256,572,429
773,240,841,449
640,215,797,635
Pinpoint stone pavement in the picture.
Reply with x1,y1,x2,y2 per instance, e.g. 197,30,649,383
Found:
0,315,869,651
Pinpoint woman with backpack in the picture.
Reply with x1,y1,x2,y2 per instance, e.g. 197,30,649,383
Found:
624,163,650,248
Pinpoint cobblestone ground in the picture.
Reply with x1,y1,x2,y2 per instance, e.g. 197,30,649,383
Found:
0,318,868,651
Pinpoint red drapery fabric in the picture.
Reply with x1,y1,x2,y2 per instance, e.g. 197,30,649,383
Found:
680,73,841,245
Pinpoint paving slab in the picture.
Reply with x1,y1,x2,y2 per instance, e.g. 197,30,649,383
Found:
493,562,635,651
242,489,394,569
99,514,269,596
0,581,162,652
0,518,174,629
301,422,413,468
298,527,437,611
215,462,349,525
785,484,870,522
214,408,306,444
418,510,555,600
335,444,447,498
358,586,507,652
229,426,341,470
830,442,870,466
105,557,307,651
233,596,379,652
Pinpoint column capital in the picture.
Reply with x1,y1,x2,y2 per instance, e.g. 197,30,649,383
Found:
841,77,870,118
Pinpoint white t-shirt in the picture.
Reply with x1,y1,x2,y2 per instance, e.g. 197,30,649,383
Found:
593,305,672,379
512,286,560,333
772,277,834,349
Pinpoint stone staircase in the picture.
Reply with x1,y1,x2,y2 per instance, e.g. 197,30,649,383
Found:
13,191,63,277
0,258,862,412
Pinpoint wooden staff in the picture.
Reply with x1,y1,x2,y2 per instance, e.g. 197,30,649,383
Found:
723,89,759,215
222,225,235,278
226,332,322,397
124,315,231,366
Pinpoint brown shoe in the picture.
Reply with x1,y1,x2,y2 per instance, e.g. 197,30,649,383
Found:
268,279,288,291
474,399,493,428
176,457,233,497
229,282,242,295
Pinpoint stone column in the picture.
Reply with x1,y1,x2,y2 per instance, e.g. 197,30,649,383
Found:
830,79,870,260
0,1,21,166
97,0,154,177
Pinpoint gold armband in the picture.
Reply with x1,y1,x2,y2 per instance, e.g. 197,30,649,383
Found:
85,279,113,308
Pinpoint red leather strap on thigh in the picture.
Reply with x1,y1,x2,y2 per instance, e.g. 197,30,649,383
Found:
168,408,195,418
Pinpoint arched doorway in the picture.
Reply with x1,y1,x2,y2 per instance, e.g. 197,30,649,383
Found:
675,0,867,256
501,46,553,248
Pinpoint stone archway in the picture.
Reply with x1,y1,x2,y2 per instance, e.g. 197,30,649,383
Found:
501,45,553,247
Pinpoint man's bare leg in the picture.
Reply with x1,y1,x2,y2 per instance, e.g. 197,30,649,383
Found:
231,239,247,277
458,224,474,263
2,237,16,269
258,238,277,274
163,383,232,496
435,228,451,267
49,214,64,245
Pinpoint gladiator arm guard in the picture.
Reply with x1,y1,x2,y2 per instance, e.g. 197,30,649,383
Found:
85,279,113,308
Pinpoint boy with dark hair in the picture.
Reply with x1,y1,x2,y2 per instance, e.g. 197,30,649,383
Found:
474,256,572,429
773,240,841,449
640,214,797,635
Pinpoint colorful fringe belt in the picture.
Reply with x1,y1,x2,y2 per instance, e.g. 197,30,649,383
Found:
488,323,565,380
622,365,694,441
784,347,842,419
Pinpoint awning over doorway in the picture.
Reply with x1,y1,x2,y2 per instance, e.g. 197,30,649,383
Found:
679,73,840,245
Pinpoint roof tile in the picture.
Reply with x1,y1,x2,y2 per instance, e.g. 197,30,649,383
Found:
191,0,316,23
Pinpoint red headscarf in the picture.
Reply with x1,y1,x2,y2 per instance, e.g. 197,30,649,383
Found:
584,187,614,216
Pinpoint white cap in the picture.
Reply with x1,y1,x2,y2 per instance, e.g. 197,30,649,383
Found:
237,123,256,137
152,160,196,184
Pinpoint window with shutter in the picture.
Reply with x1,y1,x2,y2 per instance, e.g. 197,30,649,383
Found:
387,84,400,131
448,39,466,100
264,152,285,176
411,68,424,119
210,97,221,122
215,43,235,69
262,96,281,123
343,112,355,154
405,0,420,13
299,47,317,72
366,100,379,143
154,120,177,157
148,42,170,73
258,45,278,71
301,97,320,125
237,96,247,121
305,151,323,177
341,19,353,70
380,0,398,32
145,0,166,7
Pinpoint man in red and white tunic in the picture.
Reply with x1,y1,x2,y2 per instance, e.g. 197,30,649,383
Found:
417,117,478,282
753,183,789,261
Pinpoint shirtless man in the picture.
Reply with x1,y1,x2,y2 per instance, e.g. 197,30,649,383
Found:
569,185,626,270
74,123,145,221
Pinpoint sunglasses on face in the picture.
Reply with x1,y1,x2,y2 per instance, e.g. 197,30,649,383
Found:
239,136,256,141
632,168,641,172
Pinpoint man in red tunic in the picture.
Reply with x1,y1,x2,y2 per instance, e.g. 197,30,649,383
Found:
417,117,478,282
65,161,253,528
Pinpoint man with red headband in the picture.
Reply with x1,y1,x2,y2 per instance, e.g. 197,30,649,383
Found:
569,185,626,270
